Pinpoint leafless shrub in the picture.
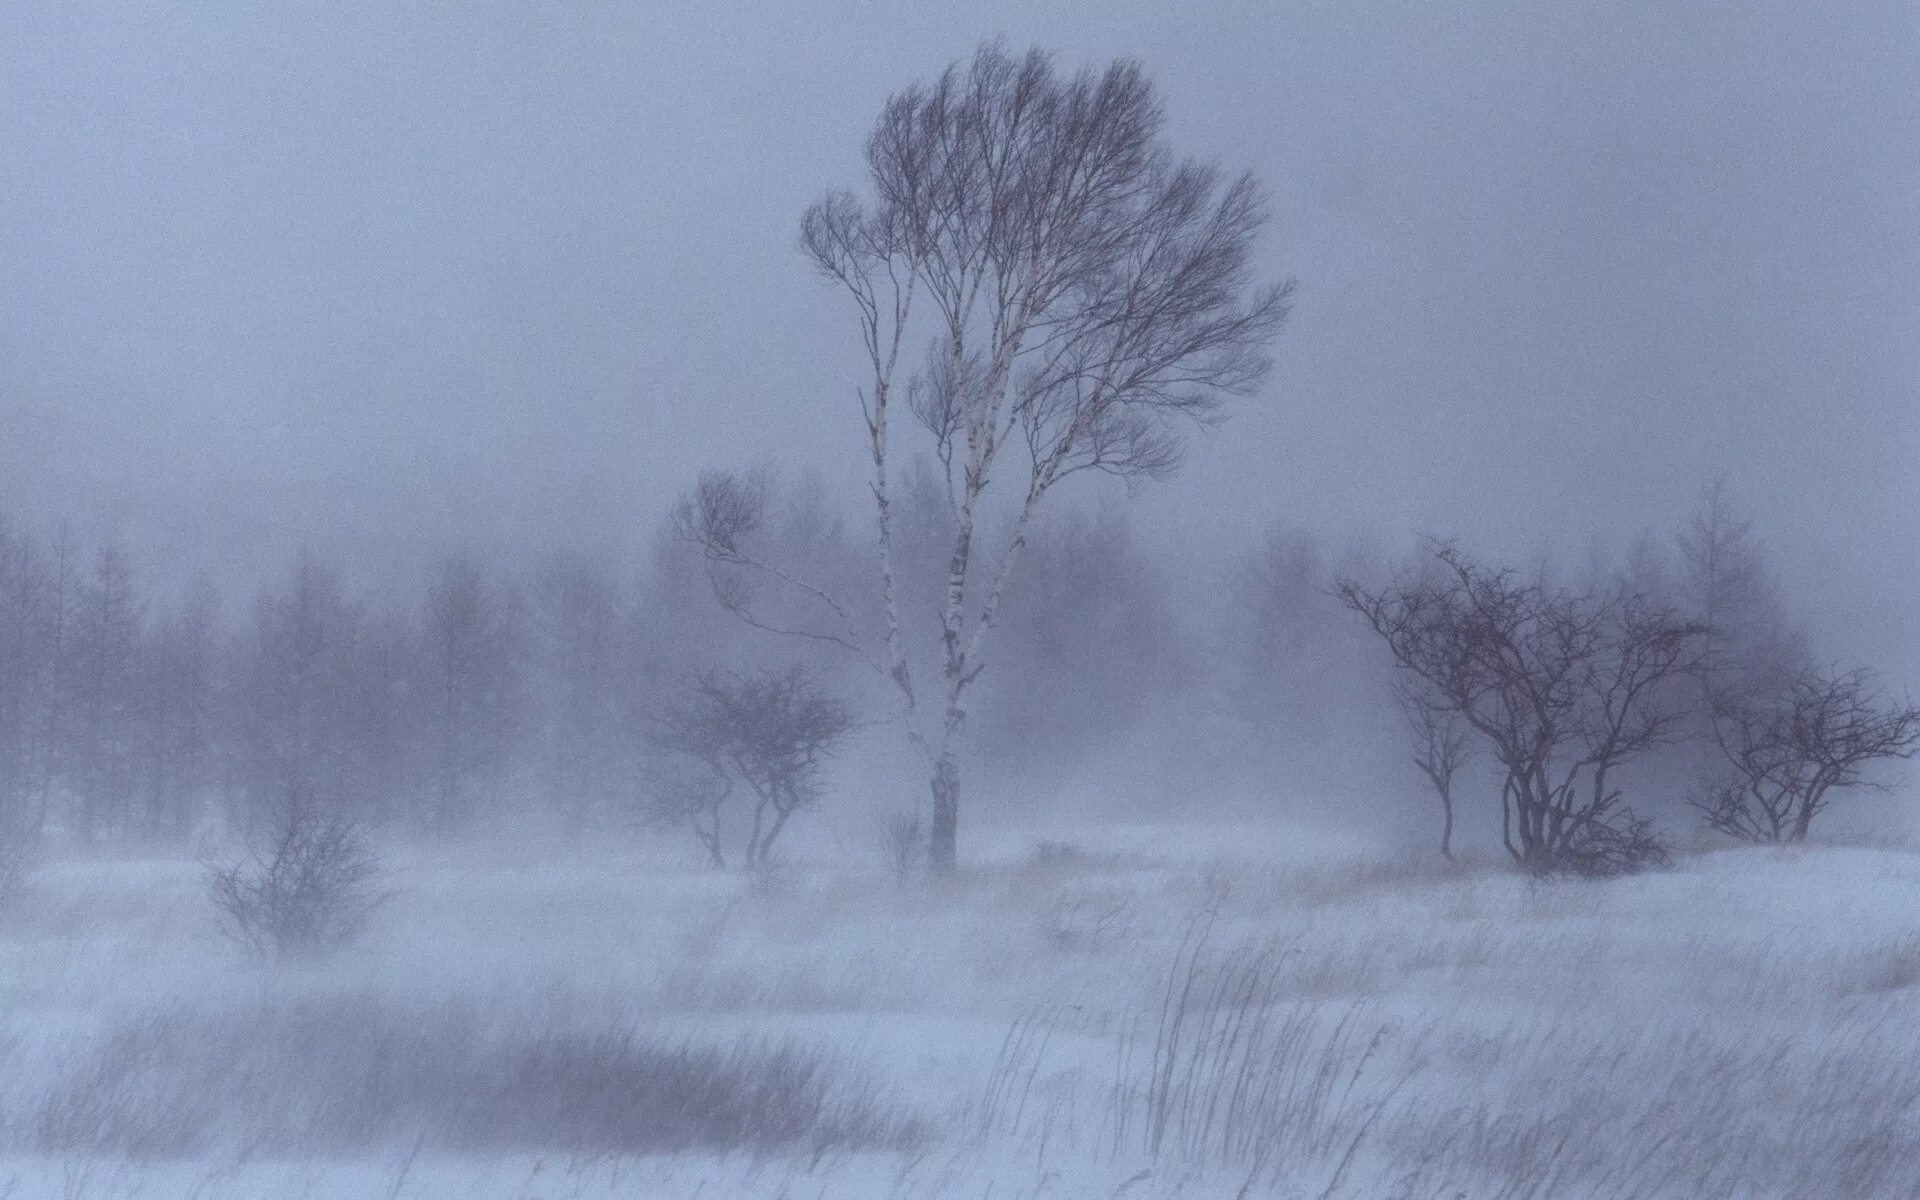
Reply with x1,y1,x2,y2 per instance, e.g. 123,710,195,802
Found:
1693,665,1920,843
1340,541,1707,873
641,753,734,869
205,795,388,959
1545,808,1672,878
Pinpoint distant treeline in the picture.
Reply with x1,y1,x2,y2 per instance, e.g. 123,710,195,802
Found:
0,474,1813,849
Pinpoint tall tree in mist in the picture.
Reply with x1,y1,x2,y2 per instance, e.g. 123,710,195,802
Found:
135,576,219,839
685,43,1291,871
528,551,626,827
70,543,143,842
1221,526,1403,813
0,518,52,844
233,552,369,829
419,557,521,830
1676,480,1805,694
35,526,80,832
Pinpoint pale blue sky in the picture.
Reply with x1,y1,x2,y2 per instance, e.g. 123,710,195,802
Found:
2,0,1913,671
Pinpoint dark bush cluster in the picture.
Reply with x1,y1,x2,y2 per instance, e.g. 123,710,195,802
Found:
34,999,923,1160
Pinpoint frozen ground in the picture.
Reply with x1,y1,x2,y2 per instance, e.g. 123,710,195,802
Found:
0,824,1917,1198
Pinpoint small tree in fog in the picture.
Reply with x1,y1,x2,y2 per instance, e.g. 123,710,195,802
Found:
1693,666,1920,843
649,667,853,869
1395,681,1468,862
207,790,388,958
681,42,1291,872
1340,542,1707,874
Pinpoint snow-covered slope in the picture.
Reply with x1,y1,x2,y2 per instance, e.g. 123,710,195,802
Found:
0,830,1915,1197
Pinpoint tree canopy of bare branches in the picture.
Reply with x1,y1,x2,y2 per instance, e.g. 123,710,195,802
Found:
206,790,389,959
684,42,1291,872
1339,542,1707,874
647,666,854,869
1693,665,1920,843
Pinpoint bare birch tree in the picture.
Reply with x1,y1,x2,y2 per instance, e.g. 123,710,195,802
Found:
682,43,1290,871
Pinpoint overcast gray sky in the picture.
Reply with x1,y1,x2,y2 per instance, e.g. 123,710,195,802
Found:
2,1,1914,673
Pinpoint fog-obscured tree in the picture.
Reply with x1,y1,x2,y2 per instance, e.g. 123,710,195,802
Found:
528,550,627,826
974,505,1179,787
34,525,80,832
69,542,143,842
1221,525,1401,810
686,43,1291,872
1227,528,1345,736
133,576,220,839
419,555,521,831
231,551,372,830
0,517,53,868
1676,480,1806,696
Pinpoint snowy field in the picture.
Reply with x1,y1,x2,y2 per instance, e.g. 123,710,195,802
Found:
1,825,1917,1199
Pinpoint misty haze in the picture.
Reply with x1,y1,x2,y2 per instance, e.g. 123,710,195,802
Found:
2,4,1918,1198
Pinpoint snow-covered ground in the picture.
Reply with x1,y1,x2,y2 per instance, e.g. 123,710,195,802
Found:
1,825,1917,1198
